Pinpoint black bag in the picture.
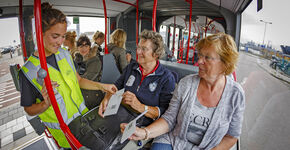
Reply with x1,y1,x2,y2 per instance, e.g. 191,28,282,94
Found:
68,105,141,150
81,89,105,110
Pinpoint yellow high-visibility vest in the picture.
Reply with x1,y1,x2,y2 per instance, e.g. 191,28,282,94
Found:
21,48,88,148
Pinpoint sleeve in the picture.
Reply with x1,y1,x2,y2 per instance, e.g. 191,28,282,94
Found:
158,73,176,116
19,70,44,106
82,57,102,81
226,88,246,138
161,77,187,131
118,49,128,74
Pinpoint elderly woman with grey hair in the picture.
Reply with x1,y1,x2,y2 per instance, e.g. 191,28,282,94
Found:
121,32,245,150
99,30,176,127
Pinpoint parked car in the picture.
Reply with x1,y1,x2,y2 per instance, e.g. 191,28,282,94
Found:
1,47,14,54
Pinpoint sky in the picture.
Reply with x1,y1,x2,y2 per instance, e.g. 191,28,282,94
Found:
241,0,290,49
0,0,290,50
0,18,20,48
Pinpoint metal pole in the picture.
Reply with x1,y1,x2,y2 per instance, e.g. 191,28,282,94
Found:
136,0,139,60
260,20,272,47
262,23,267,46
112,0,139,58
185,0,192,64
34,1,82,149
204,18,223,36
103,0,108,54
172,16,176,57
152,0,157,31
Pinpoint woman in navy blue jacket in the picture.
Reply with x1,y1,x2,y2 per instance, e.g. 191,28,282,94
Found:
98,30,176,125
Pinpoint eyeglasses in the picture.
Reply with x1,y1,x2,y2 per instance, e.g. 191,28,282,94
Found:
136,46,150,52
197,52,220,62
78,44,90,48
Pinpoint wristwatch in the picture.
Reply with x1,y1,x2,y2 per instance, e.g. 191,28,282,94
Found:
144,105,148,112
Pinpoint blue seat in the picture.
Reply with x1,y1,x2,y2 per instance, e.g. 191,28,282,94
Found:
100,53,121,84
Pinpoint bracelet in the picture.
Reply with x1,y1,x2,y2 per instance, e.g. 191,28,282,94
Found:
143,127,150,140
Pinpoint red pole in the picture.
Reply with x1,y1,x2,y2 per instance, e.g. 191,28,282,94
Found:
205,17,208,37
19,0,28,61
113,0,136,6
233,71,237,81
152,0,157,31
204,18,223,36
34,1,82,149
172,16,176,57
136,0,139,60
185,0,192,64
103,0,108,54
112,0,139,59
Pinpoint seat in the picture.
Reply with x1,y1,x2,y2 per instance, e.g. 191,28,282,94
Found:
100,53,121,84
160,60,198,82
170,70,179,83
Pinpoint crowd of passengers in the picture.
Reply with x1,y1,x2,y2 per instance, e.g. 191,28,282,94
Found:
19,2,245,150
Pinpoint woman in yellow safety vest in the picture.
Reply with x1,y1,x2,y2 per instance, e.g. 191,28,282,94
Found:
19,2,117,148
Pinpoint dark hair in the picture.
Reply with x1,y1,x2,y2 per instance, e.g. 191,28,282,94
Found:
77,34,91,47
41,2,67,33
126,50,132,54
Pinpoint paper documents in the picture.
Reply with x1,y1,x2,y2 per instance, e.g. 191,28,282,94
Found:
103,89,124,117
120,110,148,143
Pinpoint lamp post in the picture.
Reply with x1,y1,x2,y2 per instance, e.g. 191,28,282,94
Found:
260,20,272,47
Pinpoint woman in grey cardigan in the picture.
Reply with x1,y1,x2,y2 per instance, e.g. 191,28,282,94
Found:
121,33,245,150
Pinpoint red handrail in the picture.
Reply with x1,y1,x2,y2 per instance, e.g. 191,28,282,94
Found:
103,0,109,54
136,0,139,60
233,71,237,81
19,0,28,61
113,0,136,7
172,16,176,57
185,0,192,64
136,0,139,46
112,0,139,59
152,0,157,31
34,0,82,149
204,18,223,37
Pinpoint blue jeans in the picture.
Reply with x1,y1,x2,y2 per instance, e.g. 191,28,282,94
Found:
151,143,173,150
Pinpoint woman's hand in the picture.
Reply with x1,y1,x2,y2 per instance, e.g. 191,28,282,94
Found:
101,83,117,94
120,123,146,141
41,81,59,109
98,96,110,118
122,91,144,112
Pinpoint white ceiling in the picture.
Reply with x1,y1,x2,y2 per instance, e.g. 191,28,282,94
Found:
0,0,251,17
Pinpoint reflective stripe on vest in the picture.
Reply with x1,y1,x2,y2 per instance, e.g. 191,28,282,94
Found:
22,48,87,129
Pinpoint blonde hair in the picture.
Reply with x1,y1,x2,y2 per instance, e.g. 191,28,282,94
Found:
64,31,77,57
65,31,77,48
110,29,127,49
93,31,104,41
196,32,239,75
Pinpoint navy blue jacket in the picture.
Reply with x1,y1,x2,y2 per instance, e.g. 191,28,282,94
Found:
115,61,176,119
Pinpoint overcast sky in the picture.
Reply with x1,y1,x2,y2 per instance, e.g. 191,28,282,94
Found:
241,0,290,49
0,0,289,50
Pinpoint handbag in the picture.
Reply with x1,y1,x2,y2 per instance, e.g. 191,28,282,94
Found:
68,105,143,150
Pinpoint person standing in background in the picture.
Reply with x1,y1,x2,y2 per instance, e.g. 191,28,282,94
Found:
63,31,77,58
107,29,128,74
